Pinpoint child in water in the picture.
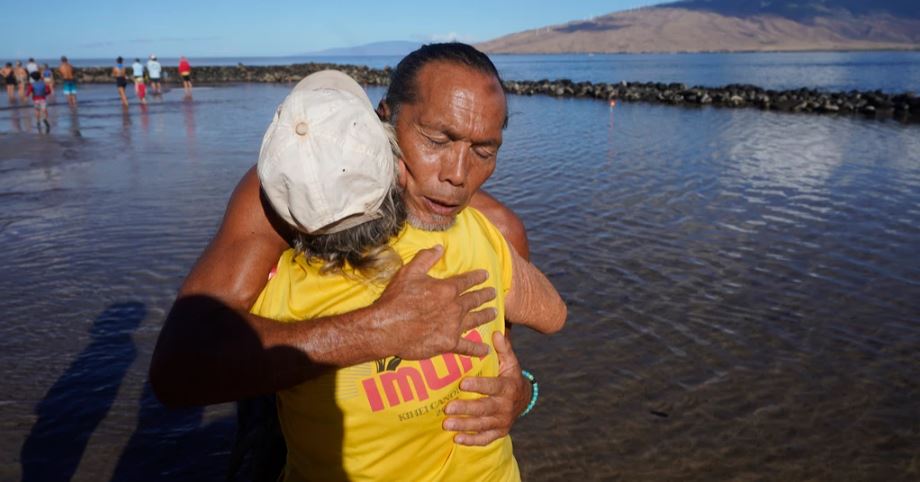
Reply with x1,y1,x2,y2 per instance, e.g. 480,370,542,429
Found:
26,71,52,132
136,79,147,104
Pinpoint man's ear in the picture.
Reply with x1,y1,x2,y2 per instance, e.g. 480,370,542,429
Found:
396,157,408,189
376,99,391,122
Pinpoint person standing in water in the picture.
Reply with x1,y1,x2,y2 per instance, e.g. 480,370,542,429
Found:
136,78,147,105
146,54,162,95
26,71,52,132
1,63,15,102
131,58,144,96
25,58,39,81
14,61,28,101
178,56,192,95
113,57,129,107
58,56,77,107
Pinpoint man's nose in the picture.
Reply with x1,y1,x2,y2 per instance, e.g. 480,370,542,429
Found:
439,144,469,187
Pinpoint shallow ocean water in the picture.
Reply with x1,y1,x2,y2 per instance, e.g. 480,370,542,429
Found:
0,82,918,481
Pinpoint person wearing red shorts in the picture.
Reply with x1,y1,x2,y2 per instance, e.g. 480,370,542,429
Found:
136,79,147,105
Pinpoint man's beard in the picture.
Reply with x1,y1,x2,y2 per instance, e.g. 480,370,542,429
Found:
407,211,455,232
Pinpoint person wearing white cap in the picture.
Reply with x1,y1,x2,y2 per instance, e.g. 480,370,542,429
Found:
248,69,564,481
152,43,542,463
146,55,162,95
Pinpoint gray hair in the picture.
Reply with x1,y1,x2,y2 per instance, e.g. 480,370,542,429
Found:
293,122,406,283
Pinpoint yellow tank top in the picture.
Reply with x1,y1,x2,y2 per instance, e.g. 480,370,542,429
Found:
251,208,520,482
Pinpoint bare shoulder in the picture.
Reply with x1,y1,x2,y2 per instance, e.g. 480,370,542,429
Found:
219,165,291,244
470,190,530,259
179,166,291,310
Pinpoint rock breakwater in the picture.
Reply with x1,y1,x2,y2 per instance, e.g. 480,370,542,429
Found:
503,79,920,123
71,62,391,86
69,63,918,123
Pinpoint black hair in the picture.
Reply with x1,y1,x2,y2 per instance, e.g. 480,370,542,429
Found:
60,56,68,62
30,71,41,81
385,42,507,126
116,56,123,64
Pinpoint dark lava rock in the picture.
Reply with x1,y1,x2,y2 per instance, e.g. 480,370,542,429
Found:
61,62,917,123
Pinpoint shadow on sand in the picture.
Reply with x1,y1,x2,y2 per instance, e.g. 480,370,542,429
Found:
20,302,146,482
109,381,236,482
20,296,345,481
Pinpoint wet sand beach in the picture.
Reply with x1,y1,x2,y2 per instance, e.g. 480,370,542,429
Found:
1,82,918,480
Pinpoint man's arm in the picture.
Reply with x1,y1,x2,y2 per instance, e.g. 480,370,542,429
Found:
504,247,566,334
472,190,567,333
150,167,496,407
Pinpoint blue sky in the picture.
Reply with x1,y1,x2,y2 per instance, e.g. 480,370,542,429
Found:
3,0,662,59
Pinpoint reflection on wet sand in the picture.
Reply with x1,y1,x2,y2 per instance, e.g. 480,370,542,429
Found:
68,106,82,137
183,96,197,157
120,107,132,144
140,103,150,135
606,106,617,166
183,96,195,136
9,104,25,133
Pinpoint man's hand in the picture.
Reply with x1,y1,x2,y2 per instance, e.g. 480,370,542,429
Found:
442,331,530,446
372,245,497,360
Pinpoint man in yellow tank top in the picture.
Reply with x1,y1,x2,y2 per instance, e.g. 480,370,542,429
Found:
252,65,565,481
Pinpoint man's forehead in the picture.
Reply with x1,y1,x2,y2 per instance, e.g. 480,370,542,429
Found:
414,62,504,103
411,63,506,138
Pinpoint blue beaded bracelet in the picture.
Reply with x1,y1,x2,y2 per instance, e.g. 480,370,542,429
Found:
519,369,539,417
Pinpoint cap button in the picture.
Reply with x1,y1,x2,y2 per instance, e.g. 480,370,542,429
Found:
295,122,309,136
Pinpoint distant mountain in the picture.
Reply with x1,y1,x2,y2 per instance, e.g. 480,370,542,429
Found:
671,0,920,21
306,41,422,56
477,0,920,54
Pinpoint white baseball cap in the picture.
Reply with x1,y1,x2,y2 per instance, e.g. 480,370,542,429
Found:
258,70,395,235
